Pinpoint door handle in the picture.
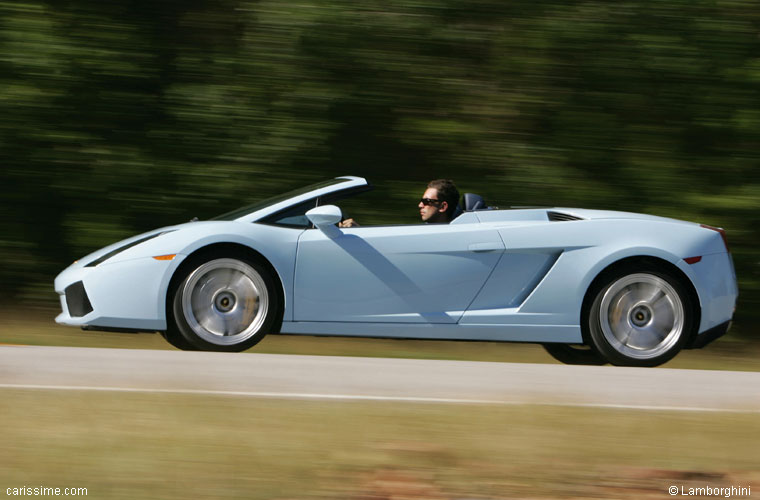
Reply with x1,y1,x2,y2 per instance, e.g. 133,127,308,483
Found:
468,242,503,252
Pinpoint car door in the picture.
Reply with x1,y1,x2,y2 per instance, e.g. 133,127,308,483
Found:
293,223,504,323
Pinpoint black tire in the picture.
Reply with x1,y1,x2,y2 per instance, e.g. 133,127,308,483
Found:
585,263,695,367
160,329,198,351
168,252,280,352
542,343,608,365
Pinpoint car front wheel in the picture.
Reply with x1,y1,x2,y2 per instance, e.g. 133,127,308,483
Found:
587,266,694,367
170,256,278,352
541,343,607,365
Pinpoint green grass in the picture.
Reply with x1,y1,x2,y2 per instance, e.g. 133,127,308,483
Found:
3,310,759,371
2,389,758,499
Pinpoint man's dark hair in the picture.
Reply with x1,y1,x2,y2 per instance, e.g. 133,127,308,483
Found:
428,179,460,220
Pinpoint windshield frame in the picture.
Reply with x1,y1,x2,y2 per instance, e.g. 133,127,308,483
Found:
211,176,368,223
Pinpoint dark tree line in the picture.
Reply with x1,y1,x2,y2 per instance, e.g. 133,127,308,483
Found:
1,0,758,336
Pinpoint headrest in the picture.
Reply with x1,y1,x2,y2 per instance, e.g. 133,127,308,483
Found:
463,193,487,211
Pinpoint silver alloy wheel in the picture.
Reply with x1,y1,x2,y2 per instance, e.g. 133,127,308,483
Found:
598,273,684,360
180,258,269,346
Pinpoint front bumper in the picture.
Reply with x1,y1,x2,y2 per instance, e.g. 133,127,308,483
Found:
54,254,186,331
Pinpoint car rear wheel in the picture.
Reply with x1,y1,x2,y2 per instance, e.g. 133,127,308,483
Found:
587,265,694,367
541,343,607,365
170,256,279,352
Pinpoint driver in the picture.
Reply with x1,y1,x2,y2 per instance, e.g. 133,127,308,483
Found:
339,179,460,227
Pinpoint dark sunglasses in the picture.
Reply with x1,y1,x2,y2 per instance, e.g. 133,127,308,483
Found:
420,198,443,206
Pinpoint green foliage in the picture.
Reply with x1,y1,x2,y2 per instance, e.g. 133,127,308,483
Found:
0,0,758,335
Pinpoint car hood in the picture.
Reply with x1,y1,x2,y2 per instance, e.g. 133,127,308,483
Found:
71,220,228,269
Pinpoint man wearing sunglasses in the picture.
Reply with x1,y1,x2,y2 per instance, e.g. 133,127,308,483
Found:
418,178,460,224
339,178,460,227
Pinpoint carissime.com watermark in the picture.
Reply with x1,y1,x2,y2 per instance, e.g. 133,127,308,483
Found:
669,485,751,497
5,486,87,497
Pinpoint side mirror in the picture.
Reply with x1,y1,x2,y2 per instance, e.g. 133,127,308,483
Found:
306,205,342,230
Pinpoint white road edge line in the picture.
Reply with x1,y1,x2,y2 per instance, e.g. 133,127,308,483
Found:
0,383,757,413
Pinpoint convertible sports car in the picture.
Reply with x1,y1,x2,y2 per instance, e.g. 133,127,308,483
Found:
55,176,737,366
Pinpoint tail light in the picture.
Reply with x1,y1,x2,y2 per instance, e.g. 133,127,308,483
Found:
700,224,730,252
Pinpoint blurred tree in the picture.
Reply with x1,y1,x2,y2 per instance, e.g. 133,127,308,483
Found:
0,0,757,337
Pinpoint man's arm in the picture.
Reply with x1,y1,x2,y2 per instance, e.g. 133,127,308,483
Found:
338,218,359,228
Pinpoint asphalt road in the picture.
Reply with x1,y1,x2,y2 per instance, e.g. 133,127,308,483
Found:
1,345,758,411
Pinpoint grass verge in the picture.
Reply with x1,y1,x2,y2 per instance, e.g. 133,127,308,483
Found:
2,389,758,499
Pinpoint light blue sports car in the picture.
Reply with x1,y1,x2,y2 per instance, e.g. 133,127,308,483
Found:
54,176,737,366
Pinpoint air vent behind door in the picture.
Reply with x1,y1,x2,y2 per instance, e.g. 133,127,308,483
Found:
547,211,584,222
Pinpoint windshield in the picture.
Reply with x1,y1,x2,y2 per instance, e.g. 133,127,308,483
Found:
210,178,351,221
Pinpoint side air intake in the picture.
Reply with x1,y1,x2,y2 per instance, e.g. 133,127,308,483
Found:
547,211,584,222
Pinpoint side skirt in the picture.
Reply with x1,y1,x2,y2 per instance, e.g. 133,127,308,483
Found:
279,321,582,343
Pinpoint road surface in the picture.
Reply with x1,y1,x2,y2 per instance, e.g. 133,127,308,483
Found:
1,345,758,411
